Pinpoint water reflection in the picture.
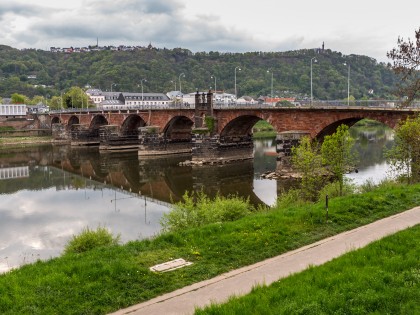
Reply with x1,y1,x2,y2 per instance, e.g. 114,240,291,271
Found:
348,123,395,185
0,125,394,272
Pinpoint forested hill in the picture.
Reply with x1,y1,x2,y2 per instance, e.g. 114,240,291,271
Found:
0,44,398,100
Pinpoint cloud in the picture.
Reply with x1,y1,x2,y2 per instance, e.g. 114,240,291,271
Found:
0,2,46,18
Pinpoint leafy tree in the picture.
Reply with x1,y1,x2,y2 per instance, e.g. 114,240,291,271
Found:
386,115,420,183
387,27,420,105
63,86,90,108
49,96,64,110
291,136,325,201
11,93,27,104
321,124,357,196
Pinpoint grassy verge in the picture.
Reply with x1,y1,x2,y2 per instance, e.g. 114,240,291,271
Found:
0,136,53,148
0,184,420,314
196,224,420,314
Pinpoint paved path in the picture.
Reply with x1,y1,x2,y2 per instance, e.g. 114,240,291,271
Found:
110,207,420,315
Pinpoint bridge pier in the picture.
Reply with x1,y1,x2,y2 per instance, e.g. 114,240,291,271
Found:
70,124,100,146
138,126,192,157
276,131,310,173
191,134,253,164
51,123,70,140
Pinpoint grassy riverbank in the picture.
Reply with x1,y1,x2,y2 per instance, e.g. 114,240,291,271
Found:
0,135,53,148
197,224,420,314
0,183,420,314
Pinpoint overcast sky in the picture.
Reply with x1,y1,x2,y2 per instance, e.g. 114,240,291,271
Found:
1,0,419,62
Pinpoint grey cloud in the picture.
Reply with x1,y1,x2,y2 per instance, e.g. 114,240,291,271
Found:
86,0,182,15
0,2,49,17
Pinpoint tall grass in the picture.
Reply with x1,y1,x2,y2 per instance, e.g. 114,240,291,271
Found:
64,226,120,254
161,191,254,232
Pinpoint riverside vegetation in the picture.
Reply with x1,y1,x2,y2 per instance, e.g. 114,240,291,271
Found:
0,179,420,314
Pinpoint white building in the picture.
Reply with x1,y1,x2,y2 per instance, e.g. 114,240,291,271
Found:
0,104,27,116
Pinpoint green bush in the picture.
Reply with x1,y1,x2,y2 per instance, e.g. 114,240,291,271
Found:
64,226,120,254
275,188,308,209
161,191,253,232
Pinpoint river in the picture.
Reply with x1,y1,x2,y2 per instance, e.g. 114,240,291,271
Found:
0,123,394,272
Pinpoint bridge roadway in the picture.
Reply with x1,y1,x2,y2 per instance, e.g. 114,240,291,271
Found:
49,102,419,141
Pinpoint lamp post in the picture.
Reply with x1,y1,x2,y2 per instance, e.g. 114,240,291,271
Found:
344,62,350,106
179,73,185,93
310,57,317,106
234,66,241,99
140,78,147,103
267,69,274,104
211,75,216,93
110,82,117,92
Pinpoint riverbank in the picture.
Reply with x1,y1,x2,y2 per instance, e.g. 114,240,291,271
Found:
0,182,419,314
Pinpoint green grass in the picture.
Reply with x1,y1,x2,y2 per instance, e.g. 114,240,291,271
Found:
252,120,276,138
196,224,420,315
0,183,420,314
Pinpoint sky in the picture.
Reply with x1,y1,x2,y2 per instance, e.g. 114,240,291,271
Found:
1,0,419,63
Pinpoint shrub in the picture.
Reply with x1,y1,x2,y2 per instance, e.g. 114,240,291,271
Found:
64,226,120,254
161,191,253,232
318,179,356,200
275,188,308,209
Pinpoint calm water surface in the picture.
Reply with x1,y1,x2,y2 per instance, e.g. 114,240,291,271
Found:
0,126,394,272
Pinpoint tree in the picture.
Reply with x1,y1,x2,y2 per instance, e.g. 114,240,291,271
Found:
63,86,90,108
386,115,420,183
321,124,357,196
291,136,325,201
11,93,28,104
49,96,64,110
387,27,420,106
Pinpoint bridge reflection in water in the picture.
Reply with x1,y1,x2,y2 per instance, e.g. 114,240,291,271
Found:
51,145,268,206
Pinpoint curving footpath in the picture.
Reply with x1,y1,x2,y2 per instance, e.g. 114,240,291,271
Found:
109,206,420,315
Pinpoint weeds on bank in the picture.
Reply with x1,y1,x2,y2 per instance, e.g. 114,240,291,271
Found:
64,226,120,254
0,182,419,314
196,225,420,315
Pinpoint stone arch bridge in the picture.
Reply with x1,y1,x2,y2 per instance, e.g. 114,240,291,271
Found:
49,98,418,165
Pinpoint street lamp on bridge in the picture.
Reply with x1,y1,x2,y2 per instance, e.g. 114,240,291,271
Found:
310,57,317,106
344,62,350,106
234,66,241,99
179,73,185,93
211,75,216,93
267,69,274,104
140,79,147,103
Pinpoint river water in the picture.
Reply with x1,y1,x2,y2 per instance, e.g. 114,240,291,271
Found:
0,124,394,272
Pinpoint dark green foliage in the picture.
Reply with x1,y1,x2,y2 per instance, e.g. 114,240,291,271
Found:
0,46,398,100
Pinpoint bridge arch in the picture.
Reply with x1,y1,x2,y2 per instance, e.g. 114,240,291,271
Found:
68,115,80,130
316,118,363,140
163,116,194,140
89,115,108,135
220,115,263,140
51,116,61,124
121,114,146,136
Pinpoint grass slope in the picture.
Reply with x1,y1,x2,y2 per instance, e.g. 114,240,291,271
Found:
196,225,420,314
0,184,419,314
